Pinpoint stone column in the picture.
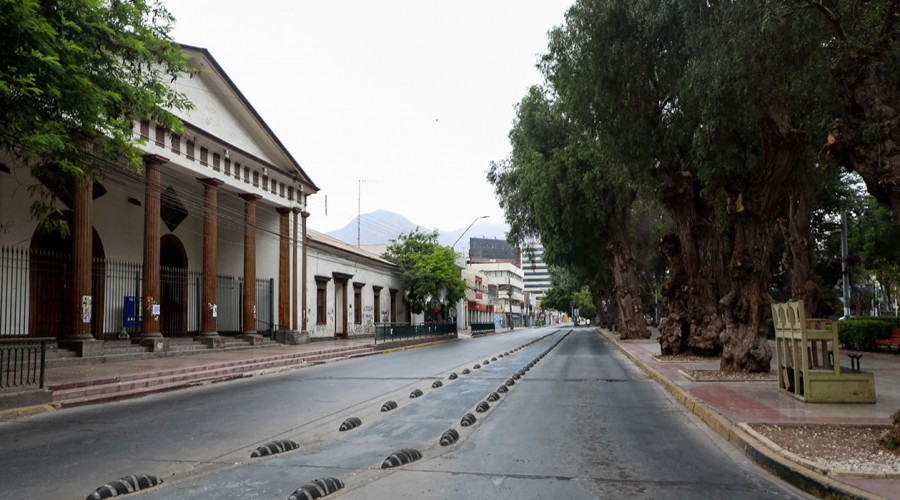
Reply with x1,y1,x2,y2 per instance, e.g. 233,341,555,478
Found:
241,194,262,336
277,207,291,332
198,178,223,344
140,154,167,340
301,210,310,333
292,208,299,332
68,172,94,341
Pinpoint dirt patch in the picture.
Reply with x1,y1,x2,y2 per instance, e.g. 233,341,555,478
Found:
681,369,777,382
749,423,900,475
653,353,720,363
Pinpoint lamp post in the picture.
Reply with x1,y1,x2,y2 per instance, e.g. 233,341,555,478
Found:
452,215,489,253
451,215,487,332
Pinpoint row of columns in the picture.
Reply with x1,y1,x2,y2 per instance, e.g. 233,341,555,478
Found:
66,154,309,344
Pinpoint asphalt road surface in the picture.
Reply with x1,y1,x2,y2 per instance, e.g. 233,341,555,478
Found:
0,327,809,499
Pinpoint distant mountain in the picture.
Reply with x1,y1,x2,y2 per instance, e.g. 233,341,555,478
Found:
326,210,509,248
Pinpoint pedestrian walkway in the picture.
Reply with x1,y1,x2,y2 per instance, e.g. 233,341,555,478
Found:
600,328,900,500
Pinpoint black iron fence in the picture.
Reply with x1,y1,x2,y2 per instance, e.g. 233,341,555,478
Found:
0,245,273,339
471,323,496,334
374,322,456,345
0,338,52,390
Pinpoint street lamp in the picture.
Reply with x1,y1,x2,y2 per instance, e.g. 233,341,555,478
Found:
452,215,489,252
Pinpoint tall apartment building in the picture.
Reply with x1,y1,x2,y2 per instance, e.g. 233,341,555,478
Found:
521,243,551,305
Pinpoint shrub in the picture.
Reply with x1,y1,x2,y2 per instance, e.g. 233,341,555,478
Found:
837,318,899,351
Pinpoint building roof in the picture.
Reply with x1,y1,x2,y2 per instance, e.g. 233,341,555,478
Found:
307,229,396,269
176,45,319,194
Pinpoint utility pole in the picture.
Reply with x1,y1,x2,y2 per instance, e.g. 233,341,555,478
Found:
357,179,372,248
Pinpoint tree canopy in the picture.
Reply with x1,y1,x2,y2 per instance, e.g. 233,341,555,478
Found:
0,0,194,227
383,230,465,316
490,0,900,371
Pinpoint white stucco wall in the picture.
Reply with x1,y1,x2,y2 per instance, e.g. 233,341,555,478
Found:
304,243,405,340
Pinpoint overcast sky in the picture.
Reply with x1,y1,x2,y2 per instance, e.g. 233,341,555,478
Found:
165,1,573,239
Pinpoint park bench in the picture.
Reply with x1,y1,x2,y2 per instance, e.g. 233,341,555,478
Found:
771,301,875,403
875,328,900,353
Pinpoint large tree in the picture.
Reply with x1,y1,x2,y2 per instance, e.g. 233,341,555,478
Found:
542,0,726,355
383,230,465,317
681,1,830,372
489,86,649,339
796,0,900,222
0,0,193,228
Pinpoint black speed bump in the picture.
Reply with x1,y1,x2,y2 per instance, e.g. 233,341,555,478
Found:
476,401,490,413
491,357,497,361
382,448,423,468
440,428,460,446
483,360,490,365
432,380,443,389
288,477,345,500
448,372,459,380
339,417,362,431
473,364,481,369
86,474,162,499
487,391,500,402
409,389,424,398
381,400,398,412
250,439,299,458
505,378,516,386
462,368,471,375
497,385,509,393
460,413,477,427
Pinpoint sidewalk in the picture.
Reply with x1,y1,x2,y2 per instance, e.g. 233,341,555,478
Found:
601,328,900,500
0,334,459,419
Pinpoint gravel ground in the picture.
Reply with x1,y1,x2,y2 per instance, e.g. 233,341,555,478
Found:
750,423,900,475
644,343,900,476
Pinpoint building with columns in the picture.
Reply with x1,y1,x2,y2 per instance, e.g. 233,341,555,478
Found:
0,45,361,353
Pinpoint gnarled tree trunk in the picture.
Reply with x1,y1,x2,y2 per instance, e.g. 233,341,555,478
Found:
593,286,617,331
778,187,819,317
608,208,649,340
720,103,805,373
656,170,725,356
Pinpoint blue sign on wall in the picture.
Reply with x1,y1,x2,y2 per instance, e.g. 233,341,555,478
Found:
124,296,142,327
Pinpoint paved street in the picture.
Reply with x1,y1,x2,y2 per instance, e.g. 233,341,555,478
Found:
0,328,808,499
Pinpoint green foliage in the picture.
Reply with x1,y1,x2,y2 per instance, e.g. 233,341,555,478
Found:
0,0,194,227
539,286,572,312
383,230,465,315
837,318,900,351
572,286,596,320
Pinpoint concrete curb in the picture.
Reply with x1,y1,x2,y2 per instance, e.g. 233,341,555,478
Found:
0,403,60,422
379,337,458,354
599,329,881,500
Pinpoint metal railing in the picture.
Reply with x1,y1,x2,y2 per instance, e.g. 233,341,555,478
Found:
471,323,496,334
0,338,52,390
374,322,457,344
0,245,274,338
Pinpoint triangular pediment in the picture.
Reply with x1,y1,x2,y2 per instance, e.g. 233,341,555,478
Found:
168,45,318,192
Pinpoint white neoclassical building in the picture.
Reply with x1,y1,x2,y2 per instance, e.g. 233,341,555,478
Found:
0,44,412,354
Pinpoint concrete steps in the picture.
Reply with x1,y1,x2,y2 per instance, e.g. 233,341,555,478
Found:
49,344,377,408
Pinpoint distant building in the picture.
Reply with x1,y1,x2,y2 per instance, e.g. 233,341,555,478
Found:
468,237,519,265
521,243,551,305
468,262,525,328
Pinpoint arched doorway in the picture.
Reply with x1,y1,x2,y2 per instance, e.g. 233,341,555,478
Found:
160,234,188,335
29,216,106,340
